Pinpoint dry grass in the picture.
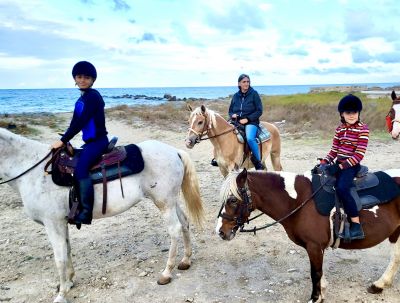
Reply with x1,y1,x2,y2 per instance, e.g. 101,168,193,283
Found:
1,92,393,141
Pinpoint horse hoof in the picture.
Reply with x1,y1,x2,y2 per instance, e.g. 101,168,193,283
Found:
157,276,172,285
178,262,190,270
53,294,68,303
367,284,383,294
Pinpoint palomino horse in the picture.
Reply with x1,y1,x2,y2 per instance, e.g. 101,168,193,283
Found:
0,128,204,303
185,105,282,176
216,168,400,302
387,90,400,139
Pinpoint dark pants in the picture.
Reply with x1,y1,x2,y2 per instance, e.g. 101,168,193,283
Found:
74,136,109,180
335,164,360,218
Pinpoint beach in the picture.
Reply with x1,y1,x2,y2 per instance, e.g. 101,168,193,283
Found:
1,105,400,303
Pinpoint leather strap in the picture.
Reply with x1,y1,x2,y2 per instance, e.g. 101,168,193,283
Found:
102,164,107,214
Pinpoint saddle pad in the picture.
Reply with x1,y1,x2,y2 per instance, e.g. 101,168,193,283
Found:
358,171,400,209
90,144,144,184
312,171,400,216
312,174,335,216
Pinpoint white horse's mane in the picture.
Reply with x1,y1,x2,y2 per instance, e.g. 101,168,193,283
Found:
219,170,243,205
0,127,44,150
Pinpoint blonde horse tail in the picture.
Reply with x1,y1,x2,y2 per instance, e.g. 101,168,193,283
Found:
269,123,283,171
177,149,205,227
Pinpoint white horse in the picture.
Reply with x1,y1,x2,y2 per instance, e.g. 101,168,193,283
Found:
0,128,204,303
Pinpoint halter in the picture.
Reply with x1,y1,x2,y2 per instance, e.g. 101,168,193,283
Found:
218,173,326,235
187,112,236,145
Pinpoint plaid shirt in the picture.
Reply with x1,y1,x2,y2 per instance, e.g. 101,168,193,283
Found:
324,122,369,169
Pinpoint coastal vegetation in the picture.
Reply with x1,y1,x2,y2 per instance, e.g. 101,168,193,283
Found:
0,92,393,140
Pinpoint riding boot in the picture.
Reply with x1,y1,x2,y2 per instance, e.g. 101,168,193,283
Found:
74,178,94,225
349,222,365,240
250,155,265,171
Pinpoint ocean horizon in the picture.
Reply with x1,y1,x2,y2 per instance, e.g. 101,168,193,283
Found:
1,82,399,114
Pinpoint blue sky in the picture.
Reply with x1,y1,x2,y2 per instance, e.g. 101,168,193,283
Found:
1,0,400,88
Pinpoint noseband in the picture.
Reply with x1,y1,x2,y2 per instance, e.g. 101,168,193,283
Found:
217,182,254,232
187,113,236,145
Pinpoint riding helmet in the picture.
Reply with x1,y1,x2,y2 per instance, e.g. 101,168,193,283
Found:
72,61,97,80
337,94,363,113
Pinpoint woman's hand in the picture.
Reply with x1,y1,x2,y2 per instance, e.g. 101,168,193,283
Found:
239,118,248,124
232,114,238,119
50,140,64,150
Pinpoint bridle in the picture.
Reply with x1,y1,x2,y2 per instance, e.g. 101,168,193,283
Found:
387,100,400,133
187,112,236,145
218,174,325,235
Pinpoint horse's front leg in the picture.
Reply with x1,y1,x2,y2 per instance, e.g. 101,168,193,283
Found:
176,205,192,270
44,219,74,303
157,205,181,285
306,244,325,303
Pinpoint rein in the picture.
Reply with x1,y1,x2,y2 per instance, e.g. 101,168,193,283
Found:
0,150,52,185
219,175,326,235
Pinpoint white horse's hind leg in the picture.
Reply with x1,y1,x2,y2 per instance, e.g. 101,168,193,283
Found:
44,220,74,303
369,237,400,293
157,204,182,285
176,205,192,270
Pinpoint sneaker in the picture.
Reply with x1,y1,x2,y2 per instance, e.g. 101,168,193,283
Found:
255,161,265,170
210,158,218,167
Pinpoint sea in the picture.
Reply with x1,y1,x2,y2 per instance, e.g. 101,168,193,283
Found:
0,82,398,114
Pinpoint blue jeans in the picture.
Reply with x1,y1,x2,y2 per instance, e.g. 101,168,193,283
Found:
74,136,109,180
245,124,260,161
335,164,360,218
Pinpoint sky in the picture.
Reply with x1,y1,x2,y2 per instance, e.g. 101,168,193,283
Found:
1,0,400,89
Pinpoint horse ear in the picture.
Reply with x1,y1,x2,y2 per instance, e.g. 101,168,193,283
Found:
236,168,248,187
186,103,193,112
391,91,397,101
201,104,206,113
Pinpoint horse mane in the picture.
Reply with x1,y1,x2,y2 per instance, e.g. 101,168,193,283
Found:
0,128,45,151
219,170,243,203
190,106,221,128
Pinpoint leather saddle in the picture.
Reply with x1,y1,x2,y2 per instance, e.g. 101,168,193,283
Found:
45,137,144,215
232,122,271,144
312,165,400,216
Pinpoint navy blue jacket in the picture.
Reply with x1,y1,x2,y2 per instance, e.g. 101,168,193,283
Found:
61,88,108,143
228,87,263,125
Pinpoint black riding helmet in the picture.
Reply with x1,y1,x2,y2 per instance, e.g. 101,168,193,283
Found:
337,94,362,113
72,61,97,81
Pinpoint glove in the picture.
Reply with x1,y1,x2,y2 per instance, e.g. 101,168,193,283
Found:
325,163,340,176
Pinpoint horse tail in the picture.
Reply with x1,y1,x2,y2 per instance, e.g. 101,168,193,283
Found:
177,149,205,227
268,122,283,171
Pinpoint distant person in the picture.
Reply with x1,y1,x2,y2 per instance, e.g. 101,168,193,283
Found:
51,61,109,225
321,94,369,240
228,73,265,170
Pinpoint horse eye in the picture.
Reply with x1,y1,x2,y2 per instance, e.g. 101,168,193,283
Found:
198,121,203,125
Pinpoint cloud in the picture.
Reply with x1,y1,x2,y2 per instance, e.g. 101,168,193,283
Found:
205,2,266,33
286,48,309,57
0,26,99,60
303,66,369,75
113,0,130,11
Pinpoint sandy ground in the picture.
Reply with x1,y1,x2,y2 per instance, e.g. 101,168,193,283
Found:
1,117,400,303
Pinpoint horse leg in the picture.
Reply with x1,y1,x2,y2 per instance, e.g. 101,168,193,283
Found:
369,231,400,293
44,220,74,303
176,204,192,270
306,244,325,303
157,204,182,285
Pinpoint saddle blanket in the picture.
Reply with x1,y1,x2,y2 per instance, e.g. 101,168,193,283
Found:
235,123,271,144
312,171,400,216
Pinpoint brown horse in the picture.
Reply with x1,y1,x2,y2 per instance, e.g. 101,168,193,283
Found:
216,168,400,302
388,91,400,139
185,105,283,176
